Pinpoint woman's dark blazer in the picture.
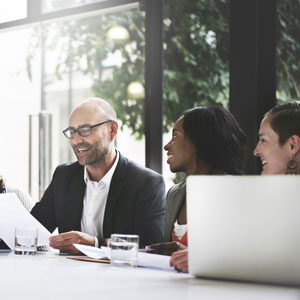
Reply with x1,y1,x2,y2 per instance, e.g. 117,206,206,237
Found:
164,169,226,242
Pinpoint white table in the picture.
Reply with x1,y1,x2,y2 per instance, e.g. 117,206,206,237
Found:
1,251,300,300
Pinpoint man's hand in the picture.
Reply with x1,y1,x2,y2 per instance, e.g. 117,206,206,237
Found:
103,238,111,247
49,231,95,254
146,241,187,256
170,249,189,273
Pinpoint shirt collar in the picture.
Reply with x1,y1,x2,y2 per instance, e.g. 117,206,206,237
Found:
84,150,119,187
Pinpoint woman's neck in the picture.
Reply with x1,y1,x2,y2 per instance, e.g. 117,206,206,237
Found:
186,160,214,176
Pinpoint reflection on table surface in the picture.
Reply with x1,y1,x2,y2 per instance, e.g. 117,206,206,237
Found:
1,251,300,300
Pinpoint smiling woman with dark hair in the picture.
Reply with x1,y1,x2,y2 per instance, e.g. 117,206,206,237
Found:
165,106,246,248
147,106,247,272
254,101,300,174
182,106,246,175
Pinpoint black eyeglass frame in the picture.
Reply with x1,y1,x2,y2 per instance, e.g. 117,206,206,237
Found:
62,119,112,139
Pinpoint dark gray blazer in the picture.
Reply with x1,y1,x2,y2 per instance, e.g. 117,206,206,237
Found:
31,153,166,247
164,169,226,242
164,180,186,242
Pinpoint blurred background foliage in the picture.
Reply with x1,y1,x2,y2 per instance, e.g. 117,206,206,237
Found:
276,0,300,102
26,0,300,138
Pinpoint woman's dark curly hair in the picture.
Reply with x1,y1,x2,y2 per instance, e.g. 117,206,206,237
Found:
182,106,247,175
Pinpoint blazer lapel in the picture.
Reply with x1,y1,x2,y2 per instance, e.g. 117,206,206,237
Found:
61,165,86,232
171,182,186,223
165,180,186,240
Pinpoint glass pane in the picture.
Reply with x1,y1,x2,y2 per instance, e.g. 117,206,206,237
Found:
35,8,145,167
42,0,109,13
162,0,230,189
0,27,40,196
0,0,27,23
276,1,300,103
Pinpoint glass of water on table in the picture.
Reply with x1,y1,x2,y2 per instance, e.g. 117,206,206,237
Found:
110,234,139,268
14,228,38,255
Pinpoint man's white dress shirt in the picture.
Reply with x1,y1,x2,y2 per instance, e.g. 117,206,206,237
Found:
81,151,119,246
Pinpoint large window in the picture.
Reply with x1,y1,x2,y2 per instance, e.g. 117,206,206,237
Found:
36,8,145,168
2,0,287,192
162,0,229,186
276,1,300,103
42,0,108,13
0,4,145,200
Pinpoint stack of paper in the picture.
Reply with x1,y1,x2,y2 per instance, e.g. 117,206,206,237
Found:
73,244,174,271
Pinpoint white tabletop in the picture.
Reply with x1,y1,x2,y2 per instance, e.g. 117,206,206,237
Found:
1,251,300,300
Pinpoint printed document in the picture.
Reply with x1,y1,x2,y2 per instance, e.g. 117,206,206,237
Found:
0,193,51,249
73,244,175,271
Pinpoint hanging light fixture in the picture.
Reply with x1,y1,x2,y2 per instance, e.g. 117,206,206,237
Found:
107,25,129,41
127,81,145,99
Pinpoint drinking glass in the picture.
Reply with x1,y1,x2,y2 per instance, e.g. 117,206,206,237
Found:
14,227,38,255
110,234,139,268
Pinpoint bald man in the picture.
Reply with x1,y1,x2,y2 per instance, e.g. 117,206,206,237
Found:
31,98,165,254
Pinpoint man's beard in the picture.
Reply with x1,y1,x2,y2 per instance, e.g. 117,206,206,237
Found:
72,141,109,166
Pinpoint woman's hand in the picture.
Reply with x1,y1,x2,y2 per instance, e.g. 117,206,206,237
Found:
170,249,189,273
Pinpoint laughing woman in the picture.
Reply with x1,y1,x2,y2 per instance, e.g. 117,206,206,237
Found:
148,106,247,269
253,101,300,174
164,107,246,245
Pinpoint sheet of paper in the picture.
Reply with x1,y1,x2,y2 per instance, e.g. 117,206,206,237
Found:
73,244,174,271
137,251,174,271
0,193,51,249
73,243,107,259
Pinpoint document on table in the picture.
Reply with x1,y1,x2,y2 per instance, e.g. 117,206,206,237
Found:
73,244,174,271
0,193,51,249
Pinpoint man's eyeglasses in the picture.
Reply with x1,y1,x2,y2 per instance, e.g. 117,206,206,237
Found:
63,120,112,139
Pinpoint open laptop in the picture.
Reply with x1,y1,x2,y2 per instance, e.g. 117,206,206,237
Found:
187,175,300,286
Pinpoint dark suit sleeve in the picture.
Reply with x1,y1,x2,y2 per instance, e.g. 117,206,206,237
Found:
134,173,166,247
31,170,58,233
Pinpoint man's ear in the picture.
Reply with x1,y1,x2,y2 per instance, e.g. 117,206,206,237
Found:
110,120,118,141
290,135,300,155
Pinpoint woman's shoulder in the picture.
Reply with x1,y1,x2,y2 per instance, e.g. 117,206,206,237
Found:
167,180,186,198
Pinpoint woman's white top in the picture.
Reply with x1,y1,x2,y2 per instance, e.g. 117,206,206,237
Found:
173,220,188,241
